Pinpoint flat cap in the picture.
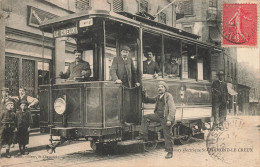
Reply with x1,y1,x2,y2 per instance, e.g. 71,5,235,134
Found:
1,87,9,91
73,49,83,54
216,71,225,76
5,99,14,105
121,44,131,51
158,81,169,91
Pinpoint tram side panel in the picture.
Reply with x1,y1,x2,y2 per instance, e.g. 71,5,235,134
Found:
142,80,212,122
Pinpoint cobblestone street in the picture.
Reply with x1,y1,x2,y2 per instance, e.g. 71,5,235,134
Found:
0,116,259,167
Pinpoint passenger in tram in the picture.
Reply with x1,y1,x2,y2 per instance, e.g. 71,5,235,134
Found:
137,81,176,159
59,50,91,82
165,54,179,78
212,71,228,128
143,51,160,78
110,43,140,88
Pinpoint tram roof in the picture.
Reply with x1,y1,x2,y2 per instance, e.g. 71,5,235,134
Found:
39,10,223,50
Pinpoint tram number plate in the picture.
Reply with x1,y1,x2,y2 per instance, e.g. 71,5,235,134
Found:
79,18,93,27
53,27,78,38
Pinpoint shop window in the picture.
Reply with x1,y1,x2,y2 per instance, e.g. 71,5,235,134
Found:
75,0,91,11
113,0,123,12
140,0,148,12
158,12,167,24
22,59,35,96
38,61,50,86
5,57,19,96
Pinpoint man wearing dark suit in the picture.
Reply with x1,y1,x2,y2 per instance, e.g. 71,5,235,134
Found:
212,71,228,127
110,44,140,88
143,51,160,77
59,50,91,81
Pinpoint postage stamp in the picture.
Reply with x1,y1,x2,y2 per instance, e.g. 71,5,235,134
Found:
222,3,257,46
206,118,254,164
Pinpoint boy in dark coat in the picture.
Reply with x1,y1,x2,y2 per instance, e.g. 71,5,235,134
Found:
0,99,16,158
15,100,32,155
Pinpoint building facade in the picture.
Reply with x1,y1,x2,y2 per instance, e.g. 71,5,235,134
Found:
175,0,238,114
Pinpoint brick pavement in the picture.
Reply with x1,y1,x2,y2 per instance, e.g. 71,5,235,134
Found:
0,116,259,167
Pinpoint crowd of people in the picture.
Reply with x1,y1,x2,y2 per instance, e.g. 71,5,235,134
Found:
0,87,38,158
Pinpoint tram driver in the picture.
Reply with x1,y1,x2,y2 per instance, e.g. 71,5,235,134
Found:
143,50,160,78
59,50,91,82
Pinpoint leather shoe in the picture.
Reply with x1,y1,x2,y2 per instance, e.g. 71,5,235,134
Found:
165,152,173,159
123,122,132,126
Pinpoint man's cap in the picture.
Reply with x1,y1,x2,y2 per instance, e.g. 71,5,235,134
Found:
20,100,28,106
158,81,169,91
121,44,131,51
5,99,14,105
73,49,83,54
144,51,153,58
216,71,225,76
1,87,9,91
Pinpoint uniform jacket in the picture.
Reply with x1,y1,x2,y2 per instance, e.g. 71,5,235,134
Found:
144,92,176,122
143,60,160,74
61,60,91,80
110,56,137,88
212,80,228,105
16,109,32,129
165,62,179,75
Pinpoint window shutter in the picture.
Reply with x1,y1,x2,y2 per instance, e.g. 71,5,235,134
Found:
183,0,193,15
140,0,148,12
113,0,123,12
75,0,91,11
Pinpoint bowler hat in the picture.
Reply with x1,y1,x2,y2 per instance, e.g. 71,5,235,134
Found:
158,81,169,91
1,87,9,91
73,49,83,54
121,44,131,51
5,99,14,105
216,71,225,76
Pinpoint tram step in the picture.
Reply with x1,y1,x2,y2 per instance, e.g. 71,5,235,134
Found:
118,140,143,146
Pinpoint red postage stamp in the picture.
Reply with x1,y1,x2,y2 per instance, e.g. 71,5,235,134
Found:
222,4,257,46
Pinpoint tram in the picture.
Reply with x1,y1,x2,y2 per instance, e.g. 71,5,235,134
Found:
39,10,223,153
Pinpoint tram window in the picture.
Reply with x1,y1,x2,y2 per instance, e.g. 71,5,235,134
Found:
143,31,162,78
164,37,181,79
83,50,94,78
105,47,117,81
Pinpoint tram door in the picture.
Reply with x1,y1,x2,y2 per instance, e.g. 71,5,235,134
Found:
104,20,142,124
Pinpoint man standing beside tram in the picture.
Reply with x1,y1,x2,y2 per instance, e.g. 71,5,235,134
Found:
212,71,229,128
59,49,91,81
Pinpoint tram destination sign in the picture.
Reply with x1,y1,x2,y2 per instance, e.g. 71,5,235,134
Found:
53,27,78,38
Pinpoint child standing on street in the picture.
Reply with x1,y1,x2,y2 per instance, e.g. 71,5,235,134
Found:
15,100,32,156
0,99,16,158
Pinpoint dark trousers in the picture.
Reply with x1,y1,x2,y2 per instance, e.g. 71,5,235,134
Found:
140,114,173,152
213,103,227,126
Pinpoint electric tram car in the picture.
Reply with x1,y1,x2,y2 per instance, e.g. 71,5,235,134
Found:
38,10,223,153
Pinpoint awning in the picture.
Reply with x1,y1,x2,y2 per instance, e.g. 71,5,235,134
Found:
209,26,221,43
227,84,238,96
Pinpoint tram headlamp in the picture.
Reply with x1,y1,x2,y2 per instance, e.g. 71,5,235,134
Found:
54,98,66,115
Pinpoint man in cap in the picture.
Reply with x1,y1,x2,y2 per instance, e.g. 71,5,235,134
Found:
110,43,140,88
212,71,228,127
143,51,160,77
0,99,16,158
60,49,91,81
137,81,176,159
15,100,32,156
1,87,17,112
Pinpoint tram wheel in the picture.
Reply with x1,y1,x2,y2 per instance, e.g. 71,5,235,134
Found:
143,141,158,152
174,124,192,145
